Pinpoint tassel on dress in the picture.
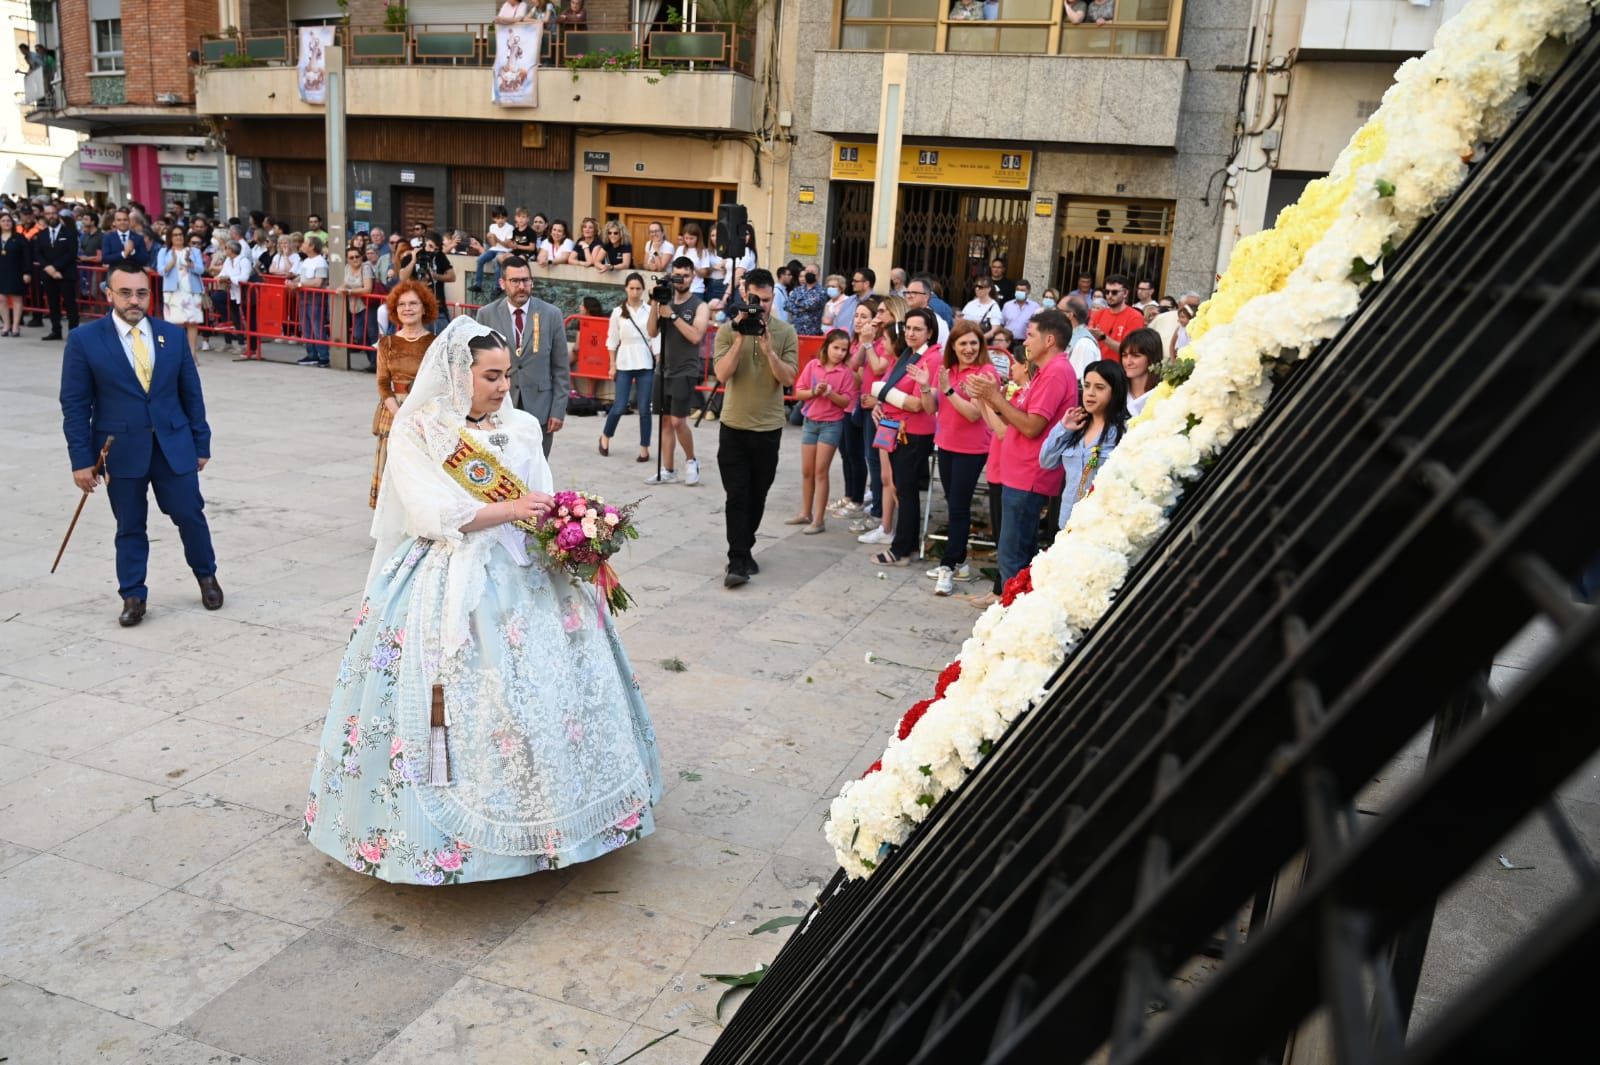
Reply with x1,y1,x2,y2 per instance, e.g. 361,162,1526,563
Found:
428,684,451,786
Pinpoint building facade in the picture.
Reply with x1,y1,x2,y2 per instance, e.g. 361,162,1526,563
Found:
6,0,84,196
194,0,781,263
783,0,1252,305
24,0,222,209
1222,0,1469,270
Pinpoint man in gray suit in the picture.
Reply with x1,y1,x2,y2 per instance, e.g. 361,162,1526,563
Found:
474,255,569,456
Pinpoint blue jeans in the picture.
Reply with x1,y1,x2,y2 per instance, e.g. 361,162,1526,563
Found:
861,412,884,515
301,291,328,363
603,367,654,447
998,486,1049,583
473,248,501,281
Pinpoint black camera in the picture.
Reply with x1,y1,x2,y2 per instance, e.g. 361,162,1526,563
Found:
650,276,673,304
723,291,766,336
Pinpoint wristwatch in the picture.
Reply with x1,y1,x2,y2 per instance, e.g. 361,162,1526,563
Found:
944,387,956,397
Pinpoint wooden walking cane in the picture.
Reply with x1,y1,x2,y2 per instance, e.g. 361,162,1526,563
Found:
51,435,114,574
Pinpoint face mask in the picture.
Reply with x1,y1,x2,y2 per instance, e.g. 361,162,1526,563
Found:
714,311,727,324
1016,291,1030,301
826,285,841,298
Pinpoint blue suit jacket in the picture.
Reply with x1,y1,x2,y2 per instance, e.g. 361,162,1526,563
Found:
60,315,211,479
102,230,150,271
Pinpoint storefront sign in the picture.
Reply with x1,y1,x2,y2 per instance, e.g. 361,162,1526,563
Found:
354,189,373,212
1034,196,1055,217
297,26,335,105
237,159,254,180
789,232,819,257
797,184,815,204
157,148,220,169
79,142,125,173
583,151,611,173
160,166,219,193
400,170,416,184
830,143,1033,191
493,21,542,107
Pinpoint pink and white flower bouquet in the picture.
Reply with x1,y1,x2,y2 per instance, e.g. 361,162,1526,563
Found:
530,490,640,617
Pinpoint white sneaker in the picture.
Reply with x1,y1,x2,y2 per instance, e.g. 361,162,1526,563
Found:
645,468,677,485
684,458,701,486
934,567,955,597
857,526,892,545
200,340,212,352
863,489,875,507
927,562,975,581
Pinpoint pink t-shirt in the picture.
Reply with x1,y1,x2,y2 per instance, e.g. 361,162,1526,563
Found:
878,346,942,437
856,338,885,406
936,361,1001,455
797,360,858,422
986,423,1006,484
997,354,1078,496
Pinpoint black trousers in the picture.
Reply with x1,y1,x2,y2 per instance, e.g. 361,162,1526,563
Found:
42,269,79,331
889,432,935,559
989,484,1006,594
719,424,782,569
937,449,986,568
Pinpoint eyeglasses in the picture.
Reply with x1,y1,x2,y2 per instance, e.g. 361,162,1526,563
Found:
112,287,150,299
503,275,534,285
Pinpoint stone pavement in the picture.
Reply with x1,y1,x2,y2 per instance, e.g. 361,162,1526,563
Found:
0,332,979,1065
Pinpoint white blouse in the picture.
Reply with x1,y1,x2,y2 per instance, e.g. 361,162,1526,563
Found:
607,301,660,372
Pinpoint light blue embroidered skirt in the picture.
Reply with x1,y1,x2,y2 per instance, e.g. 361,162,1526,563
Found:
303,537,661,885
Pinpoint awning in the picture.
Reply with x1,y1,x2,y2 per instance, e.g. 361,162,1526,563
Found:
58,151,112,194
15,154,65,187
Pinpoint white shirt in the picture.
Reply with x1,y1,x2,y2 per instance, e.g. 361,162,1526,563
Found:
607,301,660,372
642,240,675,270
961,299,1001,330
1068,334,1101,381
1127,387,1154,418
296,253,329,285
113,314,156,374
539,237,575,261
487,220,514,248
218,253,254,301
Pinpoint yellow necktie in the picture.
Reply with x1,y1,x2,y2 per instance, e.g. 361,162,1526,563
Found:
131,325,152,393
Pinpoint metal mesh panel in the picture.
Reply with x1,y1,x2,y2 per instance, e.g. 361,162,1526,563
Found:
708,24,1600,1065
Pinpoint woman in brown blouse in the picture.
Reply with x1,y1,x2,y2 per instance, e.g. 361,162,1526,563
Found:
371,280,439,508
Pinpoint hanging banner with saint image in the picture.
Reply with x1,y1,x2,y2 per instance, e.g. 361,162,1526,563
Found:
493,20,542,108
298,26,336,105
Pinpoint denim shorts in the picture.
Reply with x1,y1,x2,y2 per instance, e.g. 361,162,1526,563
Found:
801,416,845,447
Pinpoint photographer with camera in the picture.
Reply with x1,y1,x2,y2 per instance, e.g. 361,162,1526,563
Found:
711,268,799,587
645,257,711,486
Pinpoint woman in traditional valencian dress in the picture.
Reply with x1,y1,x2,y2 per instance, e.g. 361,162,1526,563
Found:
305,317,661,885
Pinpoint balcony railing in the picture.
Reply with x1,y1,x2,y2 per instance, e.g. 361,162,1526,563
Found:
839,0,1182,57
199,21,757,77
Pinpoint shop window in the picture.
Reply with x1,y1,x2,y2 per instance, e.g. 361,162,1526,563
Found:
838,0,1181,56
1051,196,1174,296
92,19,122,72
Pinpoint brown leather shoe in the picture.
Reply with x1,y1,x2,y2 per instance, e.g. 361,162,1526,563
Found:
198,574,224,610
119,597,146,627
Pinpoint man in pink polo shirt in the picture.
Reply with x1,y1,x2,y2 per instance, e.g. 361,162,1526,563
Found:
965,308,1079,583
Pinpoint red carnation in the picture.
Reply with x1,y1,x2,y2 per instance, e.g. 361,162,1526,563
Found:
934,659,962,699
896,698,934,741
861,759,882,778
1000,566,1033,607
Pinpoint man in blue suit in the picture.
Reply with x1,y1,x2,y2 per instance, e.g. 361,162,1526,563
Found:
60,260,222,627
101,207,150,273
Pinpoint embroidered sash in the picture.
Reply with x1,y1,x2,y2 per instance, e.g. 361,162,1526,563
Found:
442,429,539,532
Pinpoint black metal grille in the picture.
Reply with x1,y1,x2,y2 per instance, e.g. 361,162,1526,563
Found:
707,23,1600,1065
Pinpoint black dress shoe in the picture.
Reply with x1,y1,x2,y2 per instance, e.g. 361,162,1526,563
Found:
42,332,64,341
723,565,749,589
745,557,760,575
198,574,224,610
119,597,146,627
